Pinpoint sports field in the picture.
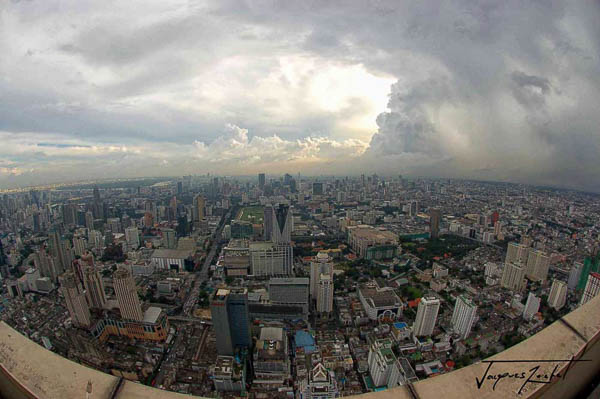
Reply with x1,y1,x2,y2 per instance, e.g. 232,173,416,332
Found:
237,206,264,223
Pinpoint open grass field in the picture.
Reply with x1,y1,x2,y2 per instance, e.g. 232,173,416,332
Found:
237,206,264,223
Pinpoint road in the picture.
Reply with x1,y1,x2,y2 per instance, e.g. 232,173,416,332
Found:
182,208,233,316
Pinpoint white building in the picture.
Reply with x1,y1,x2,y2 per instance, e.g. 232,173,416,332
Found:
298,363,338,399
450,296,477,339
316,274,334,314
310,252,333,299
413,297,440,337
358,282,403,321
150,249,191,271
548,279,567,310
523,292,541,321
501,262,526,292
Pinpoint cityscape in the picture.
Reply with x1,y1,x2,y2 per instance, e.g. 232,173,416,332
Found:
0,175,599,397
1,1,600,398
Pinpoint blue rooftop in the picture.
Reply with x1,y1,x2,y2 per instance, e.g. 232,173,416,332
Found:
295,330,315,348
394,322,408,329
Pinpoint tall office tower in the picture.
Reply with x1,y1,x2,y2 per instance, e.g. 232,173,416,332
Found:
299,363,339,399
125,227,140,249
59,272,91,328
505,242,530,265
429,209,441,239
310,252,333,299
525,249,550,282
568,262,583,291
73,237,87,257
548,279,568,310
263,205,273,241
93,186,101,202
258,173,266,189
580,272,600,306
113,268,143,321
316,273,334,314
413,297,440,337
269,277,310,316
577,255,600,291
451,296,477,339
272,204,293,244
312,182,324,196
193,195,205,221
210,288,251,356
83,267,107,310
409,201,418,217
162,228,177,249
500,262,526,292
523,292,541,320
48,229,67,272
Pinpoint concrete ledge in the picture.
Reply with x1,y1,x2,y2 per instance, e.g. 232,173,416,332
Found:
0,295,599,398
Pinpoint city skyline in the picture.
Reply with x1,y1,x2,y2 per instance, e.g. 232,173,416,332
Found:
1,1,600,192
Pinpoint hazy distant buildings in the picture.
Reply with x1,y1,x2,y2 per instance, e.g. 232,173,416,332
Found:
113,268,143,321
413,297,440,337
429,209,441,239
124,227,140,250
258,173,266,190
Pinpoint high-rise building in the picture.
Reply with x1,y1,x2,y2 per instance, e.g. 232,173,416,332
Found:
85,211,94,230
310,252,333,299
73,237,87,257
367,338,416,388
263,205,273,241
162,228,177,249
413,297,440,337
113,268,143,321
451,295,477,339
500,262,526,292
548,279,567,310
48,229,67,273
316,274,334,314
568,262,583,291
210,288,251,356
429,209,441,239
409,201,418,217
258,173,266,189
577,255,600,291
125,227,140,249
523,292,541,321
505,242,530,265
194,195,205,221
580,272,600,306
312,182,324,196
271,204,293,244
59,271,91,328
83,267,107,310
525,249,550,282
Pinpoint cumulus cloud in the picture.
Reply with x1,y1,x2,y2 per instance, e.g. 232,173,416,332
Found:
0,1,599,191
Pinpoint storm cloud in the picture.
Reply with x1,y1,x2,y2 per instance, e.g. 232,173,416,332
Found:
0,1,599,191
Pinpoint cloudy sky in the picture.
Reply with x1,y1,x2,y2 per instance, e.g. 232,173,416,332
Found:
1,1,599,191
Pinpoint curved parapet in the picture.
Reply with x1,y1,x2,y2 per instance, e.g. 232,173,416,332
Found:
1,295,599,398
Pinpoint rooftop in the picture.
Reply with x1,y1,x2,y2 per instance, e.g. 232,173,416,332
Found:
142,307,162,324
151,249,192,258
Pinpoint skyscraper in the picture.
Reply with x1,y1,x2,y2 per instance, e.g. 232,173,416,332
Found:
194,195,205,221
59,271,91,328
310,252,333,299
272,204,293,244
316,274,334,314
162,228,177,249
263,204,273,241
48,229,67,273
548,279,567,310
258,173,266,189
505,242,530,265
525,249,550,282
451,295,477,339
113,268,143,321
312,182,324,196
580,272,600,306
210,288,251,356
83,267,107,310
568,262,583,291
501,262,526,292
125,226,140,249
523,292,541,320
429,209,441,239
413,297,440,337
